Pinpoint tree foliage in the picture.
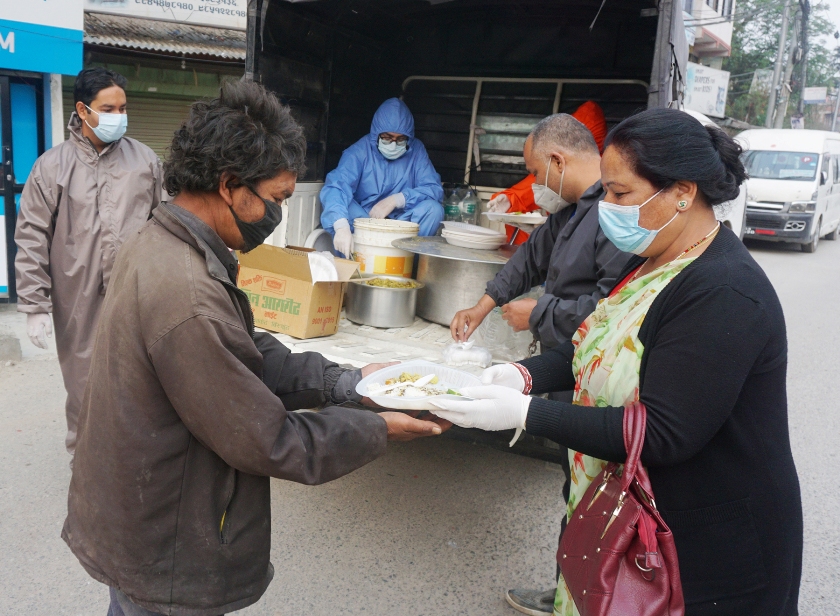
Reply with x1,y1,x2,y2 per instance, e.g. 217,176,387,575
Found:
723,0,837,124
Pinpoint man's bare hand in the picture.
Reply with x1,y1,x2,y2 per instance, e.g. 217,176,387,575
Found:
501,298,538,332
379,411,445,441
361,361,399,378
450,294,496,342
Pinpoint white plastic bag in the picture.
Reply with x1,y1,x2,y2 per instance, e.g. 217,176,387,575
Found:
442,340,493,368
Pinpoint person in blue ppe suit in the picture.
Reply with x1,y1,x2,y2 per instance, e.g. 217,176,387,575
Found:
320,98,445,257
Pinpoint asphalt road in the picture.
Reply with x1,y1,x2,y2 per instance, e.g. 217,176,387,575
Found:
0,237,837,616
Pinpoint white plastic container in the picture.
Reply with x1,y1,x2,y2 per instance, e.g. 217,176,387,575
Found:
352,218,419,278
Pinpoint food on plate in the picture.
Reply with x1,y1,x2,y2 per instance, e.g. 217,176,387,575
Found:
366,278,418,289
385,372,438,386
369,372,460,398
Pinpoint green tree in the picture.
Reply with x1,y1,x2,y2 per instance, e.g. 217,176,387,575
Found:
723,0,837,124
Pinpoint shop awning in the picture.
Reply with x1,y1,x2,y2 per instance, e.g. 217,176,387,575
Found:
84,12,246,61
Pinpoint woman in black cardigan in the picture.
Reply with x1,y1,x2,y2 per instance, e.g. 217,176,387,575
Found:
433,108,802,616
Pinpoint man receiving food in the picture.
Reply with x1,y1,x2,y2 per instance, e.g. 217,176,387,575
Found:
319,98,444,257
63,80,444,616
450,112,631,616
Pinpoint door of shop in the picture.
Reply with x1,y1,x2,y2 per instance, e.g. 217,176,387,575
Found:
0,74,45,301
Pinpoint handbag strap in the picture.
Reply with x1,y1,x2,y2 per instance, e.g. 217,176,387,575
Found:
621,402,647,492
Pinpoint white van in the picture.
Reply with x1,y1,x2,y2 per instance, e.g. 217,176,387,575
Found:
737,129,840,252
684,110,747,239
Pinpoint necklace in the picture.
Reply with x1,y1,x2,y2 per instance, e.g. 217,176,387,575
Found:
630,222,720,282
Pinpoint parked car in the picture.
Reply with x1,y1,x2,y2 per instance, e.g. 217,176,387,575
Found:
736,128,840,253
683,109,747,239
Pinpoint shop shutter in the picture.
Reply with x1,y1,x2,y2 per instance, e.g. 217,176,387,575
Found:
63,91,193,160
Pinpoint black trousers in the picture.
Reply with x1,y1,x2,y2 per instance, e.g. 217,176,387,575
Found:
107,587,224,616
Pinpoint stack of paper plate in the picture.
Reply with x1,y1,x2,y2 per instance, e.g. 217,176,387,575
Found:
440,221,507,250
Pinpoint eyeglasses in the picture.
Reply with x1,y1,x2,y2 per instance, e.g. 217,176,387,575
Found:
379,134,408,145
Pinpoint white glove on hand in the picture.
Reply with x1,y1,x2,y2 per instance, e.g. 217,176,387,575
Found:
27,313,53,350
332,218,354,258
369,193,406,219
480,363,526,391
431,385,530,432
487,193,511,213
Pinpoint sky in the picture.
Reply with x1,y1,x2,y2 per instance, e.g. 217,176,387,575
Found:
820,0,840,45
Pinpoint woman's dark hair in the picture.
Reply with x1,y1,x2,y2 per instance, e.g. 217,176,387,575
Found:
73,68,128,107
164,80,307,196
604,107,748,206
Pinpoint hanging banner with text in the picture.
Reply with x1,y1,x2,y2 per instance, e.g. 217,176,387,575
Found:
85,0,247,30
685,62,730,119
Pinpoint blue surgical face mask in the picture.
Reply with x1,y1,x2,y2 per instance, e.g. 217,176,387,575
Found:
378,137,407,160
85,105,127,143
598,189,679,254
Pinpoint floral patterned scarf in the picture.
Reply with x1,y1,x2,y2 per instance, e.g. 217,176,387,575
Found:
553,257,695,616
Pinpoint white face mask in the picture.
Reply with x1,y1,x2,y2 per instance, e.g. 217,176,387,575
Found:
531,157,572,214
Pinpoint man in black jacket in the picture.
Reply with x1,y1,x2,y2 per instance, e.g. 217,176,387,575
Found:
451,113,631,616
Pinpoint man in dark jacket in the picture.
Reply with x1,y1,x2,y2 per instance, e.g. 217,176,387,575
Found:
451,113,632,616
63,80,443,616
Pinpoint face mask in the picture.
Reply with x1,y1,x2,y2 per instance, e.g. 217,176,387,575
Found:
598,188,679,255
84,105,127,143
531,157,572,214
378,138,408,160
230,186,284,253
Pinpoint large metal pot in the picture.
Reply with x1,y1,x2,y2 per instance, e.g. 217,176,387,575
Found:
415,256,504,325
345,276,423,328
392,237,513,326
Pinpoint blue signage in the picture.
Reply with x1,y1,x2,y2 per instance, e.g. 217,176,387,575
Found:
0,18,82,76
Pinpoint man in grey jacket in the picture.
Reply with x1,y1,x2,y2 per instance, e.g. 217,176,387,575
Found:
64,81,443,616
451,113,631,616
14,67,163,456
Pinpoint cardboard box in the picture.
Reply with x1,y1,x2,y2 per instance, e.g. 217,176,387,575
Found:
238,245,359,339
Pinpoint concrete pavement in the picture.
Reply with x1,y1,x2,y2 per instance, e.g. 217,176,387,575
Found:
0,237,838,615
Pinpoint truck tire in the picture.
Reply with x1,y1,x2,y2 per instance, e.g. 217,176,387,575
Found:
802,218,821,253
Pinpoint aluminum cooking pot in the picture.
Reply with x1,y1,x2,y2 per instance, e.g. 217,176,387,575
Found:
345,276,423,328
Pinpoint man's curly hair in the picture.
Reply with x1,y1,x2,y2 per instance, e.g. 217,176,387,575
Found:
164,80,306,195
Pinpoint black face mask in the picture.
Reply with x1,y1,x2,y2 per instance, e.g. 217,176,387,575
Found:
230,185,284,253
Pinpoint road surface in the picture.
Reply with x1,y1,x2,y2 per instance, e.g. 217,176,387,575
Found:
0,238,837,615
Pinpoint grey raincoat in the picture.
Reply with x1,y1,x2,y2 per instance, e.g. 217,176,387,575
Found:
484,181,631,350
14,113,163,452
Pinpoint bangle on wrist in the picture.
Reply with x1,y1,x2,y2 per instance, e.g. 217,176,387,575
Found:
511,363,533,394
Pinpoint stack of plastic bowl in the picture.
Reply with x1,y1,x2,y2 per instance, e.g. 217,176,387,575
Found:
440,221,507,250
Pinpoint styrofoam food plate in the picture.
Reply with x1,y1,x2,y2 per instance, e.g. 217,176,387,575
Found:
356,360,482,411
441,230,505,242
441,221,506,236
441,232,505,244
442,235,506,250
483,211,548,225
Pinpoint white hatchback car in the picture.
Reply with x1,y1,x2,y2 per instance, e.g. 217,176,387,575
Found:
683,109,748,239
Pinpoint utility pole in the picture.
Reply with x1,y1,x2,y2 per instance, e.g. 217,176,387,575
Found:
831,84,840,131
775,10,800,128
797,0,811,116
766,0,792,127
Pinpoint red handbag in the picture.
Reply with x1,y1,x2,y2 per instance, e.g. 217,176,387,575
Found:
558,402,685,616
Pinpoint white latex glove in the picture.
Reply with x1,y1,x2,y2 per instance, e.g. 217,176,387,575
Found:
487,193,511,213
480,363,526,391
332,218,354,258
369,193,406,219
431,385,530,432
27,313,53,349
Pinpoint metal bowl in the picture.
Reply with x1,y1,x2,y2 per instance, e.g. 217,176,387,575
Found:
345,276,423,328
